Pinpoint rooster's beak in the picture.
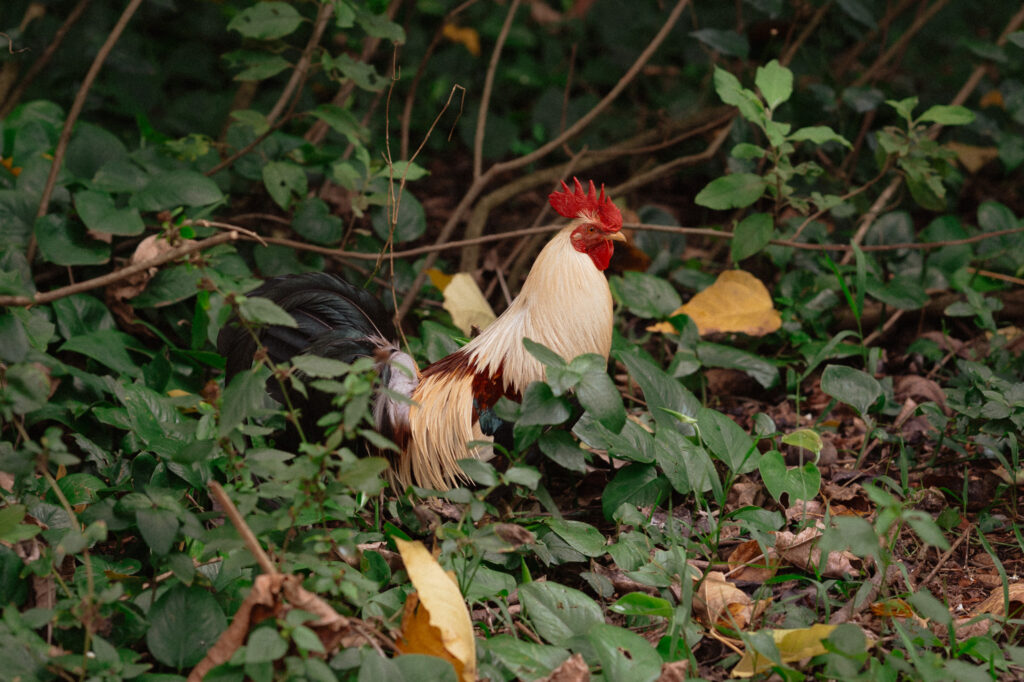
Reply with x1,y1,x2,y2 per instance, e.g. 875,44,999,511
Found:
609,232,627,242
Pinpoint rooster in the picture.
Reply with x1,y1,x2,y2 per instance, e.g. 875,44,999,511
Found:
219,178,625,489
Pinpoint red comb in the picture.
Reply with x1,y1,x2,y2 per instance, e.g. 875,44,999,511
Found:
548,178,622,232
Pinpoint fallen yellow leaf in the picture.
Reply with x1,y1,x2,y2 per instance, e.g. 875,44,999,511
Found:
732,623,840,677
394,538,476,682
442,24,481,56
696,570,753,630
649,270,780,336
945,142,999,174
439,272,496,336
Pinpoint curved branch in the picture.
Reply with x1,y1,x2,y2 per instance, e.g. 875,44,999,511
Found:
473,0,521,179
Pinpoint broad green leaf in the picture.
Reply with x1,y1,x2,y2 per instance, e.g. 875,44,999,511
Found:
610,271,682,318
292,197,343,246
310,105,367,144
74,190,145,236
713,67,764,122
482,635,570,680
519,581,603,646
788,126,852,148
588,623,663,682
61,329,143,377
759,450,821,503
538,431,587,473
371,188,426,243
697,342,778,389
219,368,270,436
0,363,50,415
836,0,876,26
602,463,669,520
0,313,29,363
238,296,297,328
780,429,823,456
547,519,606,557
653,427,717,494
290,354,349,378
52,294,116,340
0,505,40,543
55,473,104,506
609,593,674,618
246,627,289,663
820,364,881,414
131,170,224,210
695,173,767,210
523,338,567,368
518,382,570,426
907,589,953,626
263,161,308,210
146,584,227,668
918,105,974,126
34,215,110,266
698,407,758,474
690,29,749,58
136,507,178,556
228,2,303,39
755,59,792,109
65,122,128,180
615,350,700,427
228,52,291,81
731,212,774,262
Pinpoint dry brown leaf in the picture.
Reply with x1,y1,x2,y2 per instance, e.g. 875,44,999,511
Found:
441,23,481,56
945,142,999,173
969,582,1024,619
992,465,1024,486
187,573,368,682
428,270,496,336
696,570,753,630
649,270,781,336
775,528,856,578
394,538,476,682
657,659,690,681
108,234,176,302
726,540,778,583
542,652,590,682
870,598,915,618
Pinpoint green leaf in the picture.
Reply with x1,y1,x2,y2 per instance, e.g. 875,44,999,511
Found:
371,188,426,243
918,105,974,126
602,464,669,519
0,363,50,415
0,313,29,363
238,296,297,328
653,427,717,494
482,635,571,680
836,0,876,27
755,59,792,109
690,29,749,58
732,212,774,262
695,173,767,210
577,366,626,432
610,271,682,318
547,519,606,557
34,215,110,266
698,407,758,474
609,593,674,618
131,170,224,211
519,581,603,646
310,105,368,144
820,364,881,415
228,2,303,39
136,507,179,556
518,382,570,426
713,67,764,123
0,505,41,543
262,161,307,210
538,431,588,473
781,428,823,456
227,52,291,81
246,626,290,663
146,584,227,668
696,342,778,389
907,589,952,627
758,450,821,503
292,197,343,245
66,122,129,180
523,338,567,368
615,350,700,428
588,623,663,682
220,368,271,436
788,126,852,148
74,190,145,236
60,329,143,377
55,473,104,506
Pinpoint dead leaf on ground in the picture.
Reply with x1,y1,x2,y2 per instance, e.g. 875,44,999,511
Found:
649,270,781,336
894,375,949,413
870,598,915,619
732,623,850,677
727,540,779,583
657,659,689,681
992,465,1024,486
394,538,476,682
695,571,753,630
542,652,589,682
187,573,371,682
969,582,1024,620
775,527,857,578
945,142,999,173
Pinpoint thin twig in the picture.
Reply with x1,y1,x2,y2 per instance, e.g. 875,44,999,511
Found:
209,482,279,576
27,0,145,264
397,0,692,321
266,1,333,126
473,0,521,179
918,525,972,590
0,232,237,307
0,0,94,118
